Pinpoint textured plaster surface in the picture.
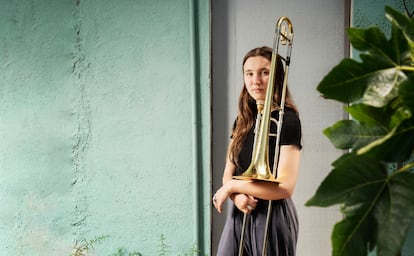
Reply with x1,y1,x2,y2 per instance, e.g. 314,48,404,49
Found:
0,0,210,255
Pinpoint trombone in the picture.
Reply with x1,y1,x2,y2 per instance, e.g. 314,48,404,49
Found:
233,16,294,256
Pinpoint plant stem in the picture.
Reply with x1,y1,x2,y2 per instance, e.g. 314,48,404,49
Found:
398,161,414,173
398,65,414,71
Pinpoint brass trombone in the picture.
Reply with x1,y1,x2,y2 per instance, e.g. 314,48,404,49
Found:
233,16,294,256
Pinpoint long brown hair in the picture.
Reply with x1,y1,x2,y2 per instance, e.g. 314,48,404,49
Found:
229,46,298,166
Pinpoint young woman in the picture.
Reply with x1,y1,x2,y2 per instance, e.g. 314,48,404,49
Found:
213,46,302,256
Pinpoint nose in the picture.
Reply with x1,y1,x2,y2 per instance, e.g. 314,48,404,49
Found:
252,73,263,85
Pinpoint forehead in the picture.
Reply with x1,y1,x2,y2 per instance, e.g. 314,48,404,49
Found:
243,56,271,71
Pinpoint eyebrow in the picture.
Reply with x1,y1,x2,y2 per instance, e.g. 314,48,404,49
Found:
244,68,269,73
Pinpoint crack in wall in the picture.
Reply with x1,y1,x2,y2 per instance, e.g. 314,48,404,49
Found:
70,0,91,241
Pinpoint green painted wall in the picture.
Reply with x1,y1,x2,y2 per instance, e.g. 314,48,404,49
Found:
0,0,210,255
352,1,414,255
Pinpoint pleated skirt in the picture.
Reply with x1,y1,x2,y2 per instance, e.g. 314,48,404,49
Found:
217,198,298,256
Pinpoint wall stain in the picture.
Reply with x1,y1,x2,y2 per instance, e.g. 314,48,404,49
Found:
29,0,39,30
70,0,91,240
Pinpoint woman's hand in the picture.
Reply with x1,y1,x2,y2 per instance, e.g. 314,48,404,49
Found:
212,182,232,213
232,194,258,214
213,180,257,214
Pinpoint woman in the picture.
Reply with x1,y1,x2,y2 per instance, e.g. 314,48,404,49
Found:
213,46,302,256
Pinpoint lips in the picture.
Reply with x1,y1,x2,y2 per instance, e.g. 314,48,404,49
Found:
252,88,264,93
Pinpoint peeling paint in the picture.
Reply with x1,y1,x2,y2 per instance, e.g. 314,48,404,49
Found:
70,0,92,241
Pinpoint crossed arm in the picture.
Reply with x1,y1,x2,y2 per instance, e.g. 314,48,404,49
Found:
213,144,301,213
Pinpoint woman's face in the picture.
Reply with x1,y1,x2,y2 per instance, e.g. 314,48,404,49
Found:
243,56,271,102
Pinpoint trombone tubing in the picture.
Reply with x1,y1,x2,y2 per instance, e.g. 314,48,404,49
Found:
262,16,293,256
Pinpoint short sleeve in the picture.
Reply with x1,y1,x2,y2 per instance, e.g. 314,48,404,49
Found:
233,108,302,148
233,108,302,174
274,108,302,149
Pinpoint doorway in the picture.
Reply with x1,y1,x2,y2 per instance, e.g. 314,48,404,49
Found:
211,1,350,254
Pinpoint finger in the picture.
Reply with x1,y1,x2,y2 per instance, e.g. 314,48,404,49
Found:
213,196,223,213
247,195,256,200
247,195,258,202
213,202,221,213
217,202,222,213
246,196,258,207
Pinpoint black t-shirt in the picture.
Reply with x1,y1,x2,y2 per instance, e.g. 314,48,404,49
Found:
235,107,302,176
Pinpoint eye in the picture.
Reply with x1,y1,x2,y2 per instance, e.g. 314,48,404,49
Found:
244,72,253,77
262,70,270,76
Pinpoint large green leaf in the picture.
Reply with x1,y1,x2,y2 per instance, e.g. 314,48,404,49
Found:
306,154,386,207
317,62,406,106
374,172,414,256
357,119,414,162
347,27,395,66
385,6,414,60
389,22,411,66
323,120,386,151
306,154,384,256
307,154,414,256
317,59,371,103
345,104,389,126
362,68,406,107
332,210,376,256
332,171,414,256
318,9,411,106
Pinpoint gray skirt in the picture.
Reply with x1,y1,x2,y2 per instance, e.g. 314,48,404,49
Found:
217,198,298,256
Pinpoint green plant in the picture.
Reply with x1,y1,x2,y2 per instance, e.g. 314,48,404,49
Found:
109,247,142,256
71,235,109,256
157,235,208,256
71,234,206,255
157,234,170,256
180,243,201,256
306,6,414,256
71,235,141,256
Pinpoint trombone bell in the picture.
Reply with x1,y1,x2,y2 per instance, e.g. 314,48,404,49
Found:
233,161,278,182
232,100,279,183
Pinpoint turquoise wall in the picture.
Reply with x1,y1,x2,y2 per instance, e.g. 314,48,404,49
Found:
352,1,414,255
0,0,210,255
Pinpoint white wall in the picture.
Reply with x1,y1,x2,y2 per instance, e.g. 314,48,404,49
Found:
211,0,350,255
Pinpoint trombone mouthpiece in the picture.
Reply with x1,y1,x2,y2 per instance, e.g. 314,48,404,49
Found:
256,100,264,113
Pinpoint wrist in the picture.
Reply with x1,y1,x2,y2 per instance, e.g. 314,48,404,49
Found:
226,179,236,194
